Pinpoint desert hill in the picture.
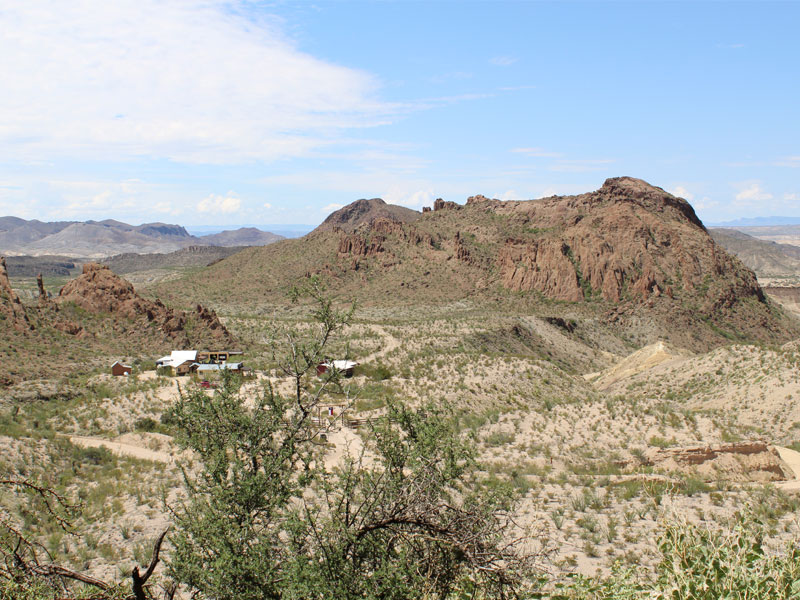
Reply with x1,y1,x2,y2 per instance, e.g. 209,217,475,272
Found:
0,217,284,258
710,228,800,280
199,227,284,246
0,260,233,385
156,177,797,351
313,197,420,233
722,224,800,247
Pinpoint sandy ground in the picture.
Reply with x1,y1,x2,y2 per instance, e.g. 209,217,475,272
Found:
776,446,800,491
585,341,692,390
360,325,401,363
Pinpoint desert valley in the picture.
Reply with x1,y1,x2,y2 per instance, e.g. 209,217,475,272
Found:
3,2,799,597
3,177,800,598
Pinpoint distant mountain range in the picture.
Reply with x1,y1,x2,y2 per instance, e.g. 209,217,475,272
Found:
707,216,800,227
0,217,284,258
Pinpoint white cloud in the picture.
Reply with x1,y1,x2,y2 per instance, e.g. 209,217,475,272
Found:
784,193,799,202
198,192,242,214
263,202,273,209
489,56,517,66
775,156,800,167
49,178,151,217
383,188,435,209
322,203,344,213
153,201,181,216
548,159,615,173
0,1,391,164
668,186,694,200
735,181,773,202
495,190,519,201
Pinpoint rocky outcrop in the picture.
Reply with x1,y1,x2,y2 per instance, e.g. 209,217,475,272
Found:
641,441,793,482
337,218,435,259
453,232,472,264
498,240,583,301
36,273,50,307
56,263,232,346
0,256,32,331
495,177,763,310
433,198,461,211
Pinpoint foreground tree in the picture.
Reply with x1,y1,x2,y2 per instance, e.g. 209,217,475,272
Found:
166,280,533,599
0,478,167,600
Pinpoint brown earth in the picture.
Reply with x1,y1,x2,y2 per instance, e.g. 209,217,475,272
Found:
640,441,793,483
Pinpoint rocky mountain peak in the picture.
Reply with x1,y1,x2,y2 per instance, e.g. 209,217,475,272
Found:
315,198,420,234
598,176,705,229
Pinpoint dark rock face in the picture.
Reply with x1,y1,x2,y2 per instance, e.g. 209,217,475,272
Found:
0,256,31,331
56,263,233,346
433,198,461,211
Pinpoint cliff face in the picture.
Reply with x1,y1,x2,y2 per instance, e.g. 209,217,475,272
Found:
0,256,31,331
57,263,233,347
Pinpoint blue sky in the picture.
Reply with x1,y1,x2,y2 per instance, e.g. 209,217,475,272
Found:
0,1,798,227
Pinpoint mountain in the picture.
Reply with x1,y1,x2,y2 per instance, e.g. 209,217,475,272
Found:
0,218,285,258
313,198,421,233
715,225,800,247
199,227,284,247
708,216,800,227
709,228,800,279
156,177,798,351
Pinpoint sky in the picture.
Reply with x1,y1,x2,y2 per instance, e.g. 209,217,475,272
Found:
0,0,798,228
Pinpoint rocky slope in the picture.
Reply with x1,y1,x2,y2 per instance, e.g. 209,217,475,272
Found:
156,177,798,351
102,246,245,274
57,263,232,346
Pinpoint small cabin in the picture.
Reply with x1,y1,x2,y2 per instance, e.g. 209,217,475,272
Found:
110,361,132,376
316,360,359,378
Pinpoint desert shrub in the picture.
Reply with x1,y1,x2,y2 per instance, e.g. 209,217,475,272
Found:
134,417,158,432
73,445,112,465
